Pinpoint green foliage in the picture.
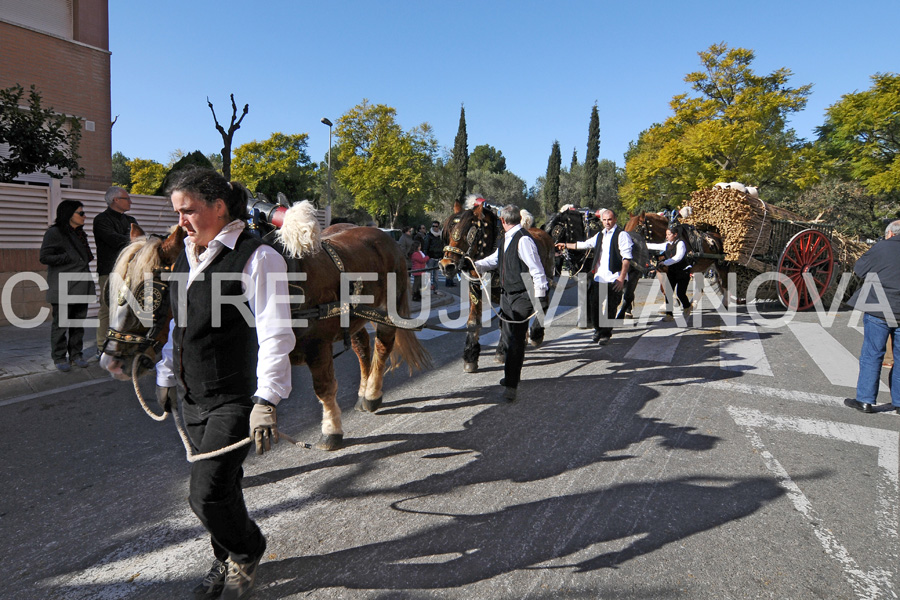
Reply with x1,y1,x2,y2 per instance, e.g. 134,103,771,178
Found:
570,148,578,170
620,43,816,211
819,73,900,195
468,168,538,215
584,104,600,204
0,84,83,182
154,151,214,196
560,162,584,208
469,144,507,174
335,100,438,228
782,178,892,239
596,159,622,213
230,132,314,198
542,141,562,213
111,151,131,189
127,158,167,195
206,152,224,173
452,106,469,205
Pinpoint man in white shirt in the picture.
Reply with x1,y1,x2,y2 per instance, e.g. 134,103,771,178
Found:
154,167,295,600
557,209,632,344
474,204,549,401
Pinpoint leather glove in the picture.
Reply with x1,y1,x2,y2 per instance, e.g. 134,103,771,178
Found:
249,399,279,455
156,386,176,413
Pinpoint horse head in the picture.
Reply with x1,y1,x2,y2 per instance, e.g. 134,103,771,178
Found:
100,226,186,381
439,197,498,280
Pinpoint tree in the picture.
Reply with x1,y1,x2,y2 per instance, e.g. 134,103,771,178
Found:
452,105,469,205
560,162,584,208
0,84,83,182
620,43,815,211
570,148,578,171
127,158,167,195
207,94,249,180
785,178,888,239
468,168,536,215
583,104,600,204
154,151,214,196
111,151,131,188
818,72,900,195
231,132,314,198
335,100,438,227
542,141,561,214
469,144,506,174
596,159,622,213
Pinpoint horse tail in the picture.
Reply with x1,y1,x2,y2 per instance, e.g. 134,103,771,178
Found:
520,209,534,230
277,200,321,258
390,327,433,374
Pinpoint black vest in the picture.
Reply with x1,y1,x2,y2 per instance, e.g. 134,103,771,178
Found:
665,240,691,272
593,226,624,275
497,228,531,295
171,231,261,408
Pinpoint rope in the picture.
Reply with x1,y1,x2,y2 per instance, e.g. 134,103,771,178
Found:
129,355,310,462
746,196,768,267
461,256,539,325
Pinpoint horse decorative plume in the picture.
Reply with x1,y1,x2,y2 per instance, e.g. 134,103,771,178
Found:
438,197,555,373
102,201,431,451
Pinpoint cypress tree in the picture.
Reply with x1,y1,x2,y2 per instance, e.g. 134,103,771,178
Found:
545,141,562,213
583,104,600,205
570,148,578,171
452,105,468,205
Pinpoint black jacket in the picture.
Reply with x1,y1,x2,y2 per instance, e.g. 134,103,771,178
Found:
848,235,900,321
93,208,138,276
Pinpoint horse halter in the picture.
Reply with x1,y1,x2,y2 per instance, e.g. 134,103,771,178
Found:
443,213,491,266
104,266,173,358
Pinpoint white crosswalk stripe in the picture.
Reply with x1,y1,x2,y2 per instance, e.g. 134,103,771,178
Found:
719,316,774,377
625,321,683,363
789,321,889,392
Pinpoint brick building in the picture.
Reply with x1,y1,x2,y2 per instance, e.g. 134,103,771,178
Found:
1,0,111,191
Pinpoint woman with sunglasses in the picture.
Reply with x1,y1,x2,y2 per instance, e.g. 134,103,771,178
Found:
39,200,96,371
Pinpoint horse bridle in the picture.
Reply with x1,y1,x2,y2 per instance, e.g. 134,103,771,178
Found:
104,266,173,361
442,213,492,269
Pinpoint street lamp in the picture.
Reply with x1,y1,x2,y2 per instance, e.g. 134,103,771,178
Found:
321,117,333,206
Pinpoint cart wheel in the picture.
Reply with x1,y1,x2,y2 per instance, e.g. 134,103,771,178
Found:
777,229,834,311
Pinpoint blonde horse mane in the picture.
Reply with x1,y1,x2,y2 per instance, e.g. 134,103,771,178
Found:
278,200,322,258
111,236,163,289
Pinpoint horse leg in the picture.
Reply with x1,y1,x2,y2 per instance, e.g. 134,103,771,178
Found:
350,328,374,412
463,290,482,373
360,324,396,412
307,347,344,451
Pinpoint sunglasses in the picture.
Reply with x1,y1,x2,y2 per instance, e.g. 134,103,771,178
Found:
75,211,85,216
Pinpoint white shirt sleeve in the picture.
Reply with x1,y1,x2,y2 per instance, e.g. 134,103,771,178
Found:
517,236,549,298
646,242,667,253
573,232,600,251
473,248,499,273
619,229,633,260
155,320,176,388
245,244,296,405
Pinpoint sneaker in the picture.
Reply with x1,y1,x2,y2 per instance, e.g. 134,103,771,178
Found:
682,304,692,317
662,314,675,322
193,559,227,600
55,361,71,372
220,553,264,600
72,356,89,368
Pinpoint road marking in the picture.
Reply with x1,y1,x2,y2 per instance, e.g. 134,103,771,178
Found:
789,322,888,392
625,323,682,363
728,406,898,600
0,377,111,407
720,317,773,376
698,380,847,408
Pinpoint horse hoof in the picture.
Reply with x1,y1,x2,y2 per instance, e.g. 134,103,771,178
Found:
494,353,505,364
315,433,344,451
355,395,383,412
530,339,542,348
464,362,478,373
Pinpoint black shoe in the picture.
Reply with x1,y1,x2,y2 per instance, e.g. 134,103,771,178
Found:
597,335,610,346
503,386,517,402
844,398,874,414
193,559,227,600
591,331,602,343
499,378,506,386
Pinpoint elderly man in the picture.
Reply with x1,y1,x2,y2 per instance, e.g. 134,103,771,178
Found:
557,209,632,345
844,219,900,414
93,186,139,356
474,204,549,402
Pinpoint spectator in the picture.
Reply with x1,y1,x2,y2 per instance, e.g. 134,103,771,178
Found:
397,226,415,268
844,219,900,414
39,200,96,371
94,186,139,356
410,240,429,302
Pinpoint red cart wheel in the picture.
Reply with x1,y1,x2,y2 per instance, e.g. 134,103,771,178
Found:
777,229,834,311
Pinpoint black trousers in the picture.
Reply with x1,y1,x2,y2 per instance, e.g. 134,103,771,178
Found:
183,399,265,565
50,302,87,362
666,268,691,311
588,280,623,338
500,291,532,389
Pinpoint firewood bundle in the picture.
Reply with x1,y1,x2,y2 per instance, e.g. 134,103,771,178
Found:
683,187,804,267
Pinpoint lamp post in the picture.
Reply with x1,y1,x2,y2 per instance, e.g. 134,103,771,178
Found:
321,117,333,206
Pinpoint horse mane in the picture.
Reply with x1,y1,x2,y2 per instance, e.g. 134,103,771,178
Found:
278,200,322,258
111,236,163,287
559,204,575,212
520,209,534,230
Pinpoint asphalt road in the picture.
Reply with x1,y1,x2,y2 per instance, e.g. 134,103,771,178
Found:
2,278,897,600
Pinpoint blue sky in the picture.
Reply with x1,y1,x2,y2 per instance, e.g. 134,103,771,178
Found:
110,0,898,190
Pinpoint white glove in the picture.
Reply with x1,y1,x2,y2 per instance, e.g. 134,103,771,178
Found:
249,399,279,455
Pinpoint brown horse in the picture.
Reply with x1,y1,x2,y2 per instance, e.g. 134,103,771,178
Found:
101,201,431,451
623,211,730,307
438,199,556,373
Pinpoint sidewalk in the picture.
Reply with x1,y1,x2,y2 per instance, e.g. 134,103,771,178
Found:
0,288,457,403
0,322,108,402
